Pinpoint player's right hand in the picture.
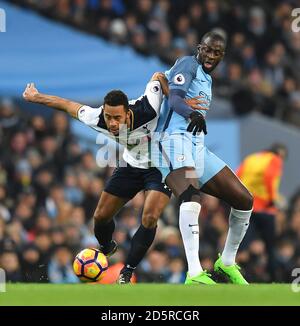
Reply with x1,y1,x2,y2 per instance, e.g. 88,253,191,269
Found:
185,96,208,110
151,72,166,81
187,111,207,136
23,83,39,102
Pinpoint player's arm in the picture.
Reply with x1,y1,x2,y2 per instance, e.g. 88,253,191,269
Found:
23,83,83,119
168,57,208,135
149,72,207,110
168,57,208,116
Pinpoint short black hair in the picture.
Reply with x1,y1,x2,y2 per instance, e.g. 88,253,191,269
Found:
201,31,227,47
104,90,129,111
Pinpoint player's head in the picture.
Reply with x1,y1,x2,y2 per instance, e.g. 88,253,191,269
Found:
269,143,288,160
197,31,226,73
103,90,130,135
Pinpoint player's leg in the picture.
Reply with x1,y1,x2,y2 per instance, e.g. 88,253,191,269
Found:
165,167,216,284
118,189,170,284
200,161,253,284
201,165,253,210
94,166,141,255
93,191,129,255
154,134,215,284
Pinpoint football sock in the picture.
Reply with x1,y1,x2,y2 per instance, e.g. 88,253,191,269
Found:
222,208,252,266
125,224,157,269
179,202,203,277
94,218,115,254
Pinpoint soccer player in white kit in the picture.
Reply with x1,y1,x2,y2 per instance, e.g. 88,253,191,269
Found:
23,73,204,284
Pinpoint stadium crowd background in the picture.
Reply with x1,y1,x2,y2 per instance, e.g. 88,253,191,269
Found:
10,0,300,124
1,0,300,283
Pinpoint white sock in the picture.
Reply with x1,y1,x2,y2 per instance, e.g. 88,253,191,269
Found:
222,207,252,266
179,202,203,277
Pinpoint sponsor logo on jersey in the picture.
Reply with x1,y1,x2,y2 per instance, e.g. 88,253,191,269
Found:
174,73,185,85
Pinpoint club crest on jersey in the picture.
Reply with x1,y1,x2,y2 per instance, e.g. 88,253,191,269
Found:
174,74,185,85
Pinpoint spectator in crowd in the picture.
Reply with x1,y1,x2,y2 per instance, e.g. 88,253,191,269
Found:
48,246,79,283
237,143,288,281
9,0,300,126
0,251,22,282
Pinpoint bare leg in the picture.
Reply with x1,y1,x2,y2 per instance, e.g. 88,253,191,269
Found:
201,166,253,210
119,190,170,283
93,191,129,254
202,166,253,267
124,190,170,269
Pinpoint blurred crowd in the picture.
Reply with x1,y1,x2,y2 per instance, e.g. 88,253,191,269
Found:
1,99,300,284
8,0,300,126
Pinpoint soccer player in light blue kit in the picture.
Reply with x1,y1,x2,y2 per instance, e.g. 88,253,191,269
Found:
154,31,253,284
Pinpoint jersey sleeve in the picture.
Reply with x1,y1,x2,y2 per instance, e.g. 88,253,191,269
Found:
143,80,163,114
77,105,103,128
168,56,198,93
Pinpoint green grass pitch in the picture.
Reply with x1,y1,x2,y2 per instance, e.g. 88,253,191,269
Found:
0,284,299,306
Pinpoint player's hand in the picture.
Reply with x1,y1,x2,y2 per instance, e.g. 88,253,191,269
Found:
23,83,39,102
187,111,207,136
151,72,166,82
185,96,208,111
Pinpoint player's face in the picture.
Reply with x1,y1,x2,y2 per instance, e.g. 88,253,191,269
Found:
103,104,129,135
198,37,225,73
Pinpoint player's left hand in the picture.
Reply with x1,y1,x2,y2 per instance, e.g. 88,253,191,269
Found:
185,96,208,110
187,111,207,136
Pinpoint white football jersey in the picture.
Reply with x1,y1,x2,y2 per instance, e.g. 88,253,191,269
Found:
77,80,163,169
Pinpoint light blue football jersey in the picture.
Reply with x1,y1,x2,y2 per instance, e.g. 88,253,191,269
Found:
156,55,212,134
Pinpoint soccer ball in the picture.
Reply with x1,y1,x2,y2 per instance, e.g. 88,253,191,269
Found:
73,248,108,282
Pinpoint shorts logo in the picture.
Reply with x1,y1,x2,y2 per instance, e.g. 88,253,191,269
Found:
174,74,185,85
163,184,171,191
79,108,85,115
177,154,186,162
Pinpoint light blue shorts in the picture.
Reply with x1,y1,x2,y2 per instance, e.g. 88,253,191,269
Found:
151,133,226,187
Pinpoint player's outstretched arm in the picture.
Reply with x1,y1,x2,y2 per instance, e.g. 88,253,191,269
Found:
23,83,83,119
